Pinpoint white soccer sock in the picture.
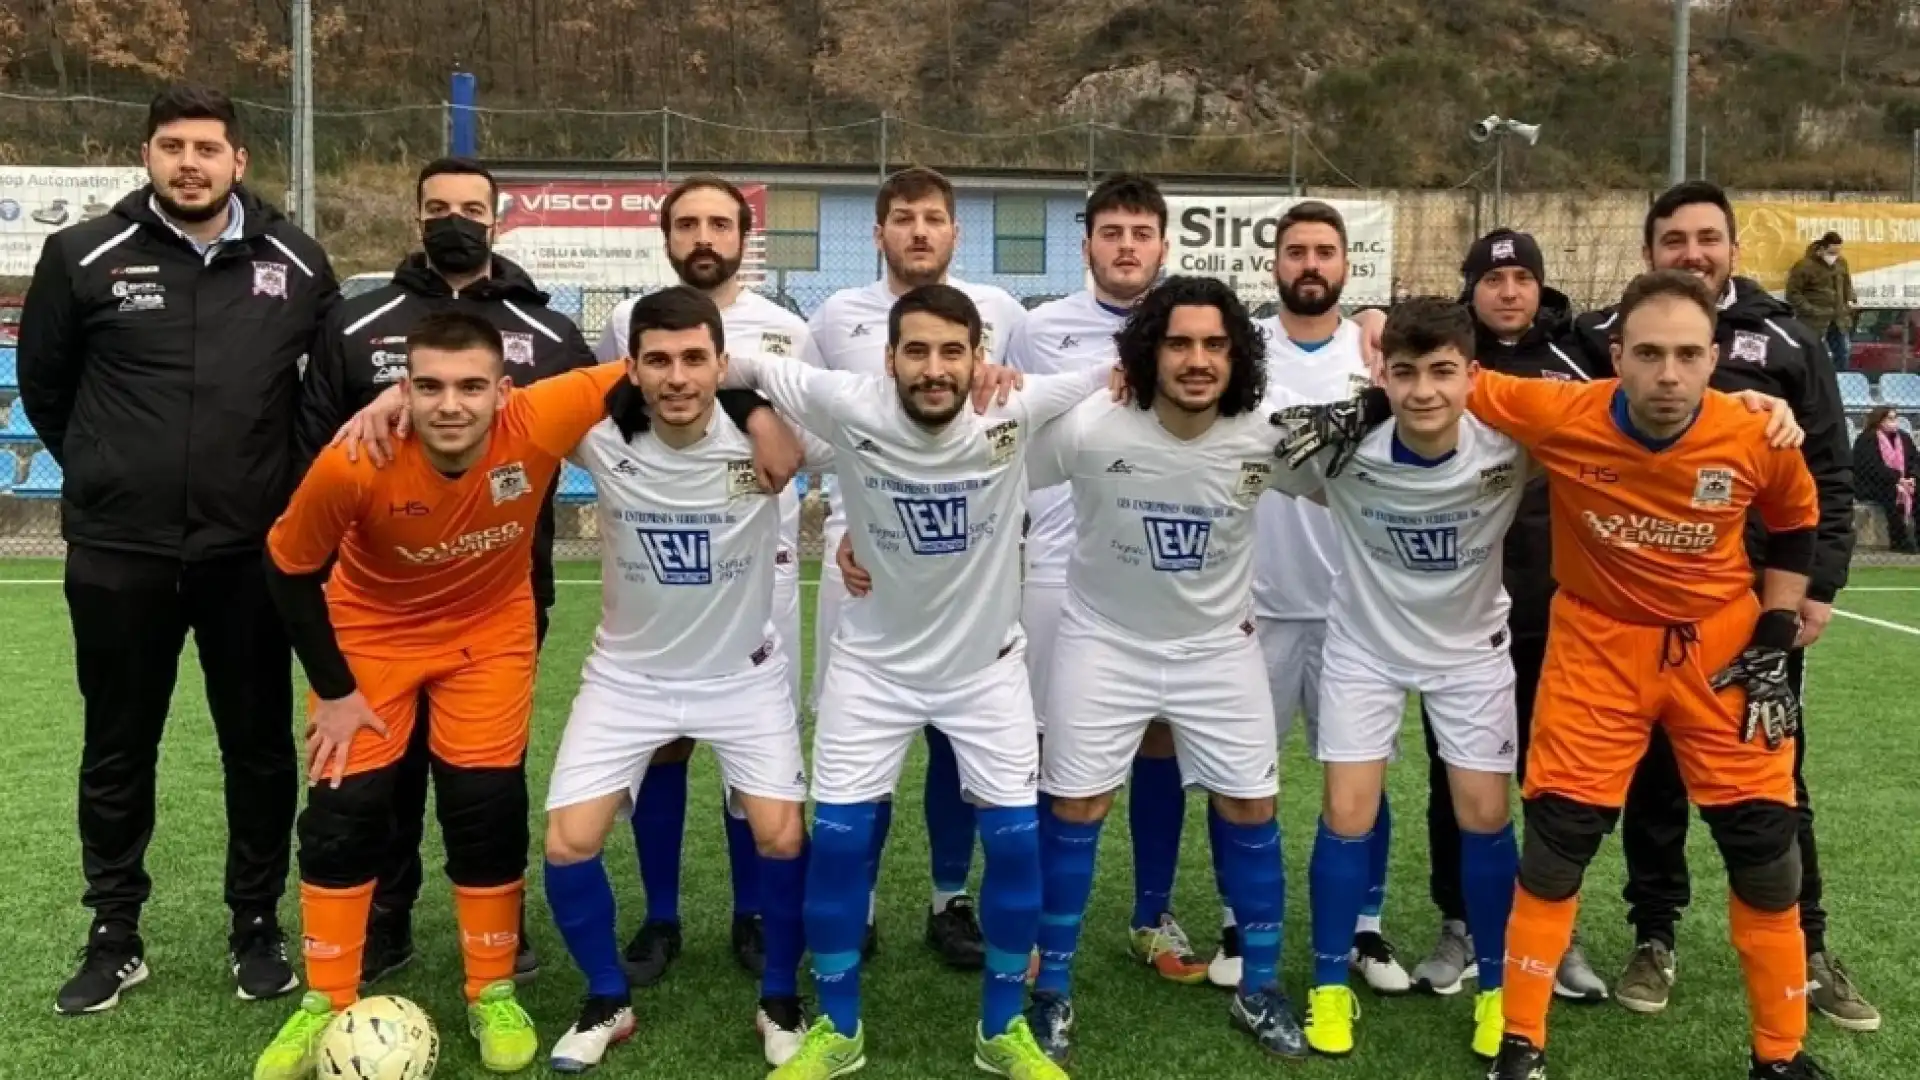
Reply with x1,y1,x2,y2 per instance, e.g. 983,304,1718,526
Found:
1355,914,1383,936
932,888,968,915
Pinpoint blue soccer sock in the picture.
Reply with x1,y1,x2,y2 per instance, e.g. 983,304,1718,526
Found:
759,842,809,1000
1359,793,1392,932
924,728,976,899
866,798,893,923
1309,818,1373,988
1129,754,1185,929
1035,812,1104,997
724,807,761,919
807,803,878,1034
632,760,688,925
544,855,628,999
977,806,1044,1036
1461,823,1519,992
1212,813,1283,995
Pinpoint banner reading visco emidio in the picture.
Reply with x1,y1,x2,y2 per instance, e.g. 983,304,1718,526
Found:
1165,195,1395,308
493,180,769,289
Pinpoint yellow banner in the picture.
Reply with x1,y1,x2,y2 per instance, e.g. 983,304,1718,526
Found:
1734,201,1920,307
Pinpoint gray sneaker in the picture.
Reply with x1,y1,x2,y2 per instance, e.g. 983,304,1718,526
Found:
1615,941,1674,1014
1808,950,1880,1033
1412,920,1477,996
1553,935,1609,1003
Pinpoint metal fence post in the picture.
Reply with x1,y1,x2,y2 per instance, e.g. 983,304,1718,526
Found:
660,110,671,180
1085,123,1096,188
878,111,889,181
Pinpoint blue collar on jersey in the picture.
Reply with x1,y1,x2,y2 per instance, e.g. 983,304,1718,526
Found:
1094,296,1131,318
1390,430,1457,468
1290,334,1335,353
1610,387,1698,452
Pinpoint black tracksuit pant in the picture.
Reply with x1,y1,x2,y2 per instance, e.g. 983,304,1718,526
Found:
66,545,298,930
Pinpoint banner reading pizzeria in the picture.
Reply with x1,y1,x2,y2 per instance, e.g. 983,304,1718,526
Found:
1166,196,1395,308
493,180,769,289
1734,200,1920,308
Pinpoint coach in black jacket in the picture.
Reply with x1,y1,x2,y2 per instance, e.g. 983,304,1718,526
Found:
1567,182,1874,1029
18,87,336,1013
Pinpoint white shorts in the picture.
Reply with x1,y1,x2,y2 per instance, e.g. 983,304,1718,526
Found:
1256,617,1325,752
811,647,1039,808
1042,601,1278,801
774,563,801,709
1316,634,1519,774
546,652,808,813
1021,582,1067,731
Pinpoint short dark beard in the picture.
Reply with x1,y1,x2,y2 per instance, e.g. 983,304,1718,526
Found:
897,383,965,427
670,247,743,291
152,184,231,224
885,250,950,290
1279,272,1345,317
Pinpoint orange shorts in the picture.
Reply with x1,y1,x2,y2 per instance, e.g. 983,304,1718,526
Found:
1525,589,1795,810
317,643,536,777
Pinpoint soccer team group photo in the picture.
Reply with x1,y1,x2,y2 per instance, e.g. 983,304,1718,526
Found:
5,43,1914,1080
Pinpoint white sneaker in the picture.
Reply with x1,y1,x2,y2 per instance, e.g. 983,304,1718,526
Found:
757,996,808,1067
1349,931,1413,995
1207,925,1243,989
549,997,635,1073
1412,920,1479,997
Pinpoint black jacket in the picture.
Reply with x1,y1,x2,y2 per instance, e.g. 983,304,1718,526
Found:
1571,277,1855,603
18,185,338,561
1853,426,1919,508
1468,287,1607,637
298,253,596,613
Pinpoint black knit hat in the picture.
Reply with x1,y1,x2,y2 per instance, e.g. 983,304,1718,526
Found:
1462,228,1546,289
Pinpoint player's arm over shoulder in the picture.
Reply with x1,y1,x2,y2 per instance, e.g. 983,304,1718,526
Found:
1011,364,1107,428
1730,398,1821,534
1465,368,1605,448
268,445,372,575
513,360,629,458
1025,393,1101,488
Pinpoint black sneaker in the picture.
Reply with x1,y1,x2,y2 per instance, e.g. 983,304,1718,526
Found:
732,913,766,976
1750,1052,1836,1080
230,914,300,1002
1488,1033,1548,1080
925,895,985,970
1024,988,1075,1066
514,911,539,985
56,923,148,1015
1230,986,1308,1060
621,920,682,988
360,905,415,988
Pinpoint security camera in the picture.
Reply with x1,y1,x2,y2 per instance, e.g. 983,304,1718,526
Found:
1470,115,1502,143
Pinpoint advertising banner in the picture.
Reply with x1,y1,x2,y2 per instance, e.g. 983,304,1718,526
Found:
0,167,148,276
1164,195,1395,307
1734,200,1920,308
493,180,768,289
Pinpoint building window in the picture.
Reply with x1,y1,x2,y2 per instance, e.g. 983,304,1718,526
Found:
765,189,819,271
994,194,1047,275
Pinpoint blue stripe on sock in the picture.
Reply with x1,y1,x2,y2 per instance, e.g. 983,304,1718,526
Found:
1213,815,1283,995
1034,812,1102,998
544,856,628,999
808,802,878,1034
1309,818,1372,988
1128,754,1185,929
977,806,1043,1036
632,760,688,925
1461,824,1518,991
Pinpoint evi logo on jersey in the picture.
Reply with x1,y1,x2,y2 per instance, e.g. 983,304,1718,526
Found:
1144,516,1210,571
895,496,970,555
639,528,713,585
1387,525,1460,572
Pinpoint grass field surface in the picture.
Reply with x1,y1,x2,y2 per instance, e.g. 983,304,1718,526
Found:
2,557,1916,1079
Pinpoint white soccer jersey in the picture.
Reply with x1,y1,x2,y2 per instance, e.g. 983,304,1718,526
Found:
1002,291,1130,586
1267,416,1528,670
596,289,811,577
726,350,1101,684
1252,317,1373,621
799,278,1030,545
1027,391,1301,647
570,407,834,679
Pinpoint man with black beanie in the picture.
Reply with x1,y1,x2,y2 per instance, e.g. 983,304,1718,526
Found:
1410,229,1615,1005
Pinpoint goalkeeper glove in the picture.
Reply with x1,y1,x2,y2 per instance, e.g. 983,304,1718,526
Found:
1708,608,1802,751
1269,386,1390,477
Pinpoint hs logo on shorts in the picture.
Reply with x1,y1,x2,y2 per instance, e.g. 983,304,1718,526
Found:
895,496,970,555
1143,516,1210,571
1387,525,1459,572
638,528,713,584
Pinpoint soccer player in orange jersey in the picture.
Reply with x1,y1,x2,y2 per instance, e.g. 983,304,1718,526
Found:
251,311,634,1080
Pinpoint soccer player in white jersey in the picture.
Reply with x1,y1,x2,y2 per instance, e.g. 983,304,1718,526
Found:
542,289,817,1072
1214,200,1412,995
1001,173,1209,985
591,177,808,988
1020,275,1310,1066
729,284,1099,1080
1264,297,1525,1063
798,166,1029,970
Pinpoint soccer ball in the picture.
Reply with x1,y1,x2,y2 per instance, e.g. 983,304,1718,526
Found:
317,995,439,1080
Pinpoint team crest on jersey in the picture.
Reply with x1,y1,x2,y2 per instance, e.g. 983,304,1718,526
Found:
1387,525,1460,572
501,331,536,367
1730,330,1769,367
761,331,794,358
1478,463,1517,497
638,528,713,585
1235,460,1274,505
489,462,532,505
726,460,761,498
251,261,289,299
985,420,1020,466
895,496,970,555
1692,467,1735,509
1143,516,1210,572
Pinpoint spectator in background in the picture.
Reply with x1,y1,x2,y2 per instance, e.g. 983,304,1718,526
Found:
1786,230,1856,371
1853,406,1919,553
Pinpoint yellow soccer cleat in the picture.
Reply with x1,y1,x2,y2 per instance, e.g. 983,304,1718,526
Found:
974,1017,1068,1080
467,980,539,1073
254,991,337,1080
769,1016,866,1080
1303,984,1358,1058
1472,987,1504,1061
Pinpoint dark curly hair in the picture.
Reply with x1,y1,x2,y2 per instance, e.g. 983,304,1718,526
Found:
1115,275,1267,417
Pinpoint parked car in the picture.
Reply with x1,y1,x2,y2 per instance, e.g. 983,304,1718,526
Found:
340,272,392,300
0,294,22,346
1848,309,1920,374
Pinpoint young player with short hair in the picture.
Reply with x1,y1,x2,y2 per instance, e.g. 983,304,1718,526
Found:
1267,297,1526,1062
544,287,821,1072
